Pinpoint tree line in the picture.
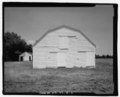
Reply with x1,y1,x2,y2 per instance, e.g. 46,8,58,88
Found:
4,32,32,61
4,32,113,61
95,54,113,58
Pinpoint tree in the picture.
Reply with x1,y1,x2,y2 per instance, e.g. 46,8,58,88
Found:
25,44,32,53
4,32,32,61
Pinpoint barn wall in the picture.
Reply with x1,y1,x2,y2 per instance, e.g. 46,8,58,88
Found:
66,51,86,68
33,47,58,68
86,52,95,67
33,28,95,68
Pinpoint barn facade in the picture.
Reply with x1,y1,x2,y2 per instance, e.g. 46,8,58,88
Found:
33,25,96,68
19,52,32,61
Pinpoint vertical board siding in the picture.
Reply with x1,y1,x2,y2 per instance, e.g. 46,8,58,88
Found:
67,52,86,68
59,37,69,48
86,52,95,67
33,28,95,68
33,51,57,68
57,53,67,67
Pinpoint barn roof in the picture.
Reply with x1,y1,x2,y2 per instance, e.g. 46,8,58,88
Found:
19,52,32,57
33,25,96,47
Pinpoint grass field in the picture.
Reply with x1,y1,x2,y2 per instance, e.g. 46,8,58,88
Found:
3,59,114,94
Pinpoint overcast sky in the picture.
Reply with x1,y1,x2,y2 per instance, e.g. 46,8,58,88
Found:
4,5,113,55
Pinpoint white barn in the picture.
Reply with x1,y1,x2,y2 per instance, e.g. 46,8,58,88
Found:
19,52,32,61
33,25,96,68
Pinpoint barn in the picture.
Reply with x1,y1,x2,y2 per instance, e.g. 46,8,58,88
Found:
19,52,32,61
33,25,96,68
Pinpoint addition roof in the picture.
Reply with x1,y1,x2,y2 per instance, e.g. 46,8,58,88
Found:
19,52,32,56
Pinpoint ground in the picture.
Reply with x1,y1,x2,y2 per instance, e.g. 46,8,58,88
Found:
3,59,114,94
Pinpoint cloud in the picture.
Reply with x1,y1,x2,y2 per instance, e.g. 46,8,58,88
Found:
27,40,35,45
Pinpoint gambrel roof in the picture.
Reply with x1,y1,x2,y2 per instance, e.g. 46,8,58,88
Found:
33,25,96,47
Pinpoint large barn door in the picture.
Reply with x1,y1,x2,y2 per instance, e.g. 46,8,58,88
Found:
57,53,67,67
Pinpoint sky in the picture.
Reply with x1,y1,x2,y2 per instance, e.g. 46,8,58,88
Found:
4,5,113,55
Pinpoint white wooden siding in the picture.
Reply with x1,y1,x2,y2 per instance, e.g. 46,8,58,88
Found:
33,27,95,68
59,37,69,49
86,52,95,67
57,53,67,67
67,52,86,68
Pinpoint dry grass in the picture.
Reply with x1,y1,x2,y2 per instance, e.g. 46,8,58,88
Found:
4,59,114,94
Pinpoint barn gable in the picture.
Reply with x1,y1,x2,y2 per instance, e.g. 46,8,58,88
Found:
33,25,96,47
33,25,96,68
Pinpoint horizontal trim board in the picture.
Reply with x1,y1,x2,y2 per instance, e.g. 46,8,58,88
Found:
49,52,58,53
60,48,69,50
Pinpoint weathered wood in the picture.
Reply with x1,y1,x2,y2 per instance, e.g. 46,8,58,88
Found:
33,27,95,68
